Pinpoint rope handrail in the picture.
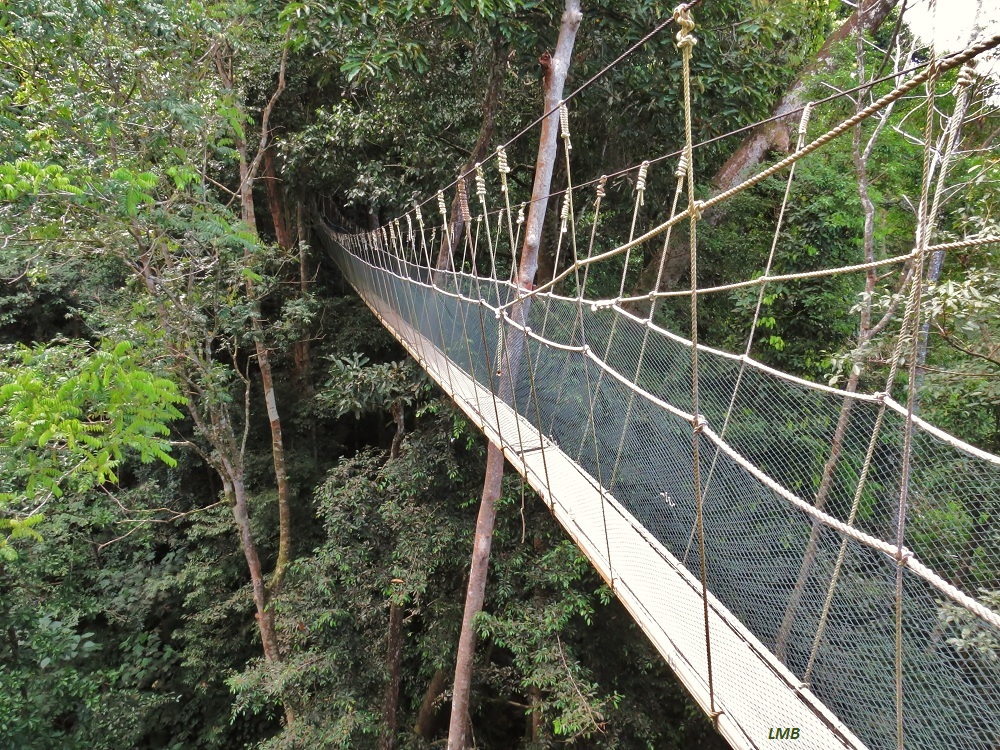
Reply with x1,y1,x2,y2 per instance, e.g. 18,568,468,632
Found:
318,15,1000,749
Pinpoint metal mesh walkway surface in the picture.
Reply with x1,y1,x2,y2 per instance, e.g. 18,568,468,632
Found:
318,221,1000,750
313,8,1000,746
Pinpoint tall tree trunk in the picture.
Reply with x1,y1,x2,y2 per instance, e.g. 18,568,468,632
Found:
446,4,582,749
714,0,899,192
224,469,283,663
137,240,285,668
414,669,448,739
380,601,405,750
380,402,407,750
237,142,294,597
264,146,295,252
293,199,314,394
434,35,508,277
774,7,900,662
627,0,900,302
214,39,295,724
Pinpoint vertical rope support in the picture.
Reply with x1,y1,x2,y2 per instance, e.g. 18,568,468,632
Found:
684,102,812,565
458,177,472,274
804,63,975,681
437,191,452,278
415,203,430,269
619,160,650,298
608,153,690,492
675,3,717,721
895,23,940,746
549,103,586,417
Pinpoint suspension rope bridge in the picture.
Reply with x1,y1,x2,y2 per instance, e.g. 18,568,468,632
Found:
317,8,1000,749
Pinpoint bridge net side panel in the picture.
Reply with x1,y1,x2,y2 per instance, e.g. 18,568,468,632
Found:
320,225,1000,750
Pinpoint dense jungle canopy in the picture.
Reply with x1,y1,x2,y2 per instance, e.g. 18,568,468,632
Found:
1,0,998,748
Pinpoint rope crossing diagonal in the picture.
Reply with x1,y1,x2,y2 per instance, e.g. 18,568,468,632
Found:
317,9,1000,750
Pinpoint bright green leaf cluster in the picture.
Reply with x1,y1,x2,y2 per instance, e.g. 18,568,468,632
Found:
0,340,186,555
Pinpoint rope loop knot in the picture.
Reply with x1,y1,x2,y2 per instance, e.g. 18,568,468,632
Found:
635,160,650,206
560,193,571,233
496,145,511,193
559,102,572,150
673,5,698,51
517,203,526,225
596,175,608,200
437,191,447,216
675,152,689,179
475,163,487,199
958,60,977,88
458,178,471,223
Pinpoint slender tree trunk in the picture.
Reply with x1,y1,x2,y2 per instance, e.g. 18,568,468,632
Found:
138,242,286,668
264,147,295,252
255,330,294,592
293,199,314,394
447,445,504,750
237,144,294,596
774,8,895,661
379,403,407,750
414,669,448,739
214,40,295,724
380,601,405,750
223,468,282,663
446,5,582,749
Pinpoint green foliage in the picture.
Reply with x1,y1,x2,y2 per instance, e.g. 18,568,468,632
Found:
0,340,185,555
5,1,998,749
317,355,429,418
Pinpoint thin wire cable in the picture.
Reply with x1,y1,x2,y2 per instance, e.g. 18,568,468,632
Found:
511,30,1000,310
367,36,978,234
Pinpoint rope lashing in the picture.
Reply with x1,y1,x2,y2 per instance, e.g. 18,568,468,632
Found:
798,101,814,140
495,309,504,377
957,59,976,88
517,203,526,225
673,4,697,50
497,145,511,194
596,175,607,200
635,160,650,206
458,178,471,223
675,152,689,179
475,163,487,199
560,192,571,235
559,101,572,151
